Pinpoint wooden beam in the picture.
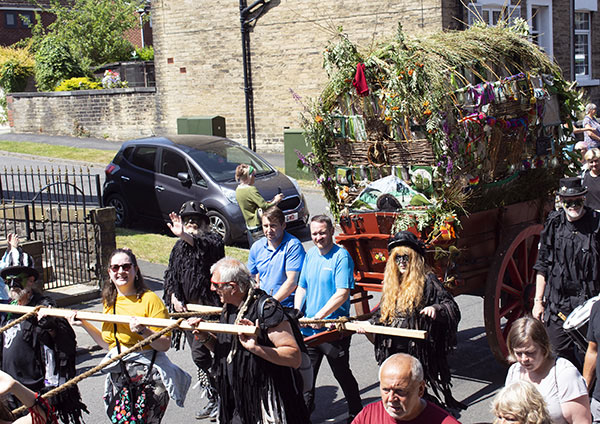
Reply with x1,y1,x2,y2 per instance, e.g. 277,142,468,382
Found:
0,304,256,335
185,304,223,314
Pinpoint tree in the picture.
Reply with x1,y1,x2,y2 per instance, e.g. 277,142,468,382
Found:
32,0,142,69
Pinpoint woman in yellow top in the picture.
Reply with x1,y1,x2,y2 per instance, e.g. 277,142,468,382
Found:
70,248,191,423
235,164,283,246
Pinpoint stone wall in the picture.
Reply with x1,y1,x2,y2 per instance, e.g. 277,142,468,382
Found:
151,0,456,151
7,88,158,141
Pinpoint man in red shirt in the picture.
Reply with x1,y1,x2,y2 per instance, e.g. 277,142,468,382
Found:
352,353,461,424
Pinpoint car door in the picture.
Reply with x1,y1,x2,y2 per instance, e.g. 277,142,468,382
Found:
120,145,162,220
155,147,210,220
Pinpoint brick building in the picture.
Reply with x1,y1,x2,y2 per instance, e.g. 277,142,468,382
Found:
0,0,151,49
0,0,58,47
151,0,600,151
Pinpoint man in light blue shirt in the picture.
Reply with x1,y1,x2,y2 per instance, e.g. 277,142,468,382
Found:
295,214,362,423
247,206,304,308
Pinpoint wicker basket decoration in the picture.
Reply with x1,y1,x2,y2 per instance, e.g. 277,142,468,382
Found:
326,139,434,168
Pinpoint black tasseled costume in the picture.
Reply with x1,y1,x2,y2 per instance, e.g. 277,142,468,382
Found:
533,207,600,322
163,232,225,307
0,293,88,424
163,231,225,349
213,289,309,424
371,273,464,410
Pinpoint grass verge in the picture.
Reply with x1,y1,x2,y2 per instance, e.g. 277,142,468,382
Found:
0,140,115,165
115,227,249,265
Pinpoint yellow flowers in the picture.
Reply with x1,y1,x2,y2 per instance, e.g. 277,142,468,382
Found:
315,115,324,123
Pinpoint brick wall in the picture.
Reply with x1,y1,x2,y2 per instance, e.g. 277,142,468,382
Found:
152,0,446,151
0,10,55,47
7,88,158,141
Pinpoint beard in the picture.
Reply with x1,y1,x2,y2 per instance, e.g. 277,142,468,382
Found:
9,287,30,304
562,204,585,220
383,402,406,420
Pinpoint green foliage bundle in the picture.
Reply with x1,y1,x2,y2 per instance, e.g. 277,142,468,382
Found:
34,36,85,91
55,77,101,91
0,45,34,92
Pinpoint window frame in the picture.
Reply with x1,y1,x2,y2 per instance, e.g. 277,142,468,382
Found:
4,11,17,28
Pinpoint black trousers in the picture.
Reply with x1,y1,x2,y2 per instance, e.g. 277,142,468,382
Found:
546,317,584,371
304,336,362,417
185,329,213,371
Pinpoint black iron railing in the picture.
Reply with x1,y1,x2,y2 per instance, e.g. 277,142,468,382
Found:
0,203,31,241
0,166,102,207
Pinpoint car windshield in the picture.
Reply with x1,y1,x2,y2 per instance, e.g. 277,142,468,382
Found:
186,141,274,182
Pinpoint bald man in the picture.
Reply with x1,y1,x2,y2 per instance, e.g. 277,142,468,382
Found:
352,353,461,423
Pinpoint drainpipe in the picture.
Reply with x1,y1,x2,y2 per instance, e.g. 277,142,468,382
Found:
570,0,575,80
240,0,255,151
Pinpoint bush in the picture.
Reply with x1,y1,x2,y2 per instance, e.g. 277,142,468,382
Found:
55,77,101,91
0,45,34,92
34,36,86,91
134,45,154,61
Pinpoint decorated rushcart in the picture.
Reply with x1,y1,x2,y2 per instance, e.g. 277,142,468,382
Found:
297,21,583,363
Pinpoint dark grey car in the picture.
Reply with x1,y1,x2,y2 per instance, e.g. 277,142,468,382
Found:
102,135,309,244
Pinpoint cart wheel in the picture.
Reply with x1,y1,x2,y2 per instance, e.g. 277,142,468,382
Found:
484,224,543,364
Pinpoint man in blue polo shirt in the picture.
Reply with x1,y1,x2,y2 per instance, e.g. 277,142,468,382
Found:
295,214,362,423
247,206,305,308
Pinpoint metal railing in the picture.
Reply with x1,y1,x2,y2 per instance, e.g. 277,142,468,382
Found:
0,166,102,207
0,202,31,241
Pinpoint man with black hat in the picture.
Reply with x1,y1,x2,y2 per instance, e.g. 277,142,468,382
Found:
294,214,363,423
162,200,225,420
533,176,600,369
0,250,86,423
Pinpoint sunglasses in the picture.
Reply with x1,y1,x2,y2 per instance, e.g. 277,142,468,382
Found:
563,198,584,208
109,263,133,273
394,255,410,266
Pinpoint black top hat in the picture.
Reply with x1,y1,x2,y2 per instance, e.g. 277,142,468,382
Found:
179,200,209,223
388,231,426,256
558,177,587,197
0,250,39,281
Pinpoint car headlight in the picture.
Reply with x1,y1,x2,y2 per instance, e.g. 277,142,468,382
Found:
221,187,238,204
288,176,303,197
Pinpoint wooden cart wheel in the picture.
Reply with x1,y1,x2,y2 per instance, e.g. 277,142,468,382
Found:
484,224,543,364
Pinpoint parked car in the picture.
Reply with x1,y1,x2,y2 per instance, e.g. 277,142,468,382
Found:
102,135,309,244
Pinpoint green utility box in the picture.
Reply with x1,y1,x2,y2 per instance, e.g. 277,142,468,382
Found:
177,116,226,137
284,129,312,180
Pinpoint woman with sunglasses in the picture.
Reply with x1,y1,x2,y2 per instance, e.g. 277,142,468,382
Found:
358,231,462,409
235,163,284,246
70,248,191,423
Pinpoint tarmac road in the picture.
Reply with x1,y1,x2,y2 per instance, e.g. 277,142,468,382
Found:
0,132,508,422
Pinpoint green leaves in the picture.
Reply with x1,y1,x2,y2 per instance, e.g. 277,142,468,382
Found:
34,36,85,91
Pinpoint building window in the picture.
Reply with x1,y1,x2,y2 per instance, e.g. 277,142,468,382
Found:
20,12,34,28
528,3,552,59
467,3,521,26
5,12,17,28
575,11,591,78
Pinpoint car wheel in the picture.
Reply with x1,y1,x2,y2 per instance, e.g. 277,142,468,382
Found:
106,193,129,227
207,210,231,244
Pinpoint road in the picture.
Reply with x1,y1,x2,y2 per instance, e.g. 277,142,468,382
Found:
70,270,506,424
0,143,507,423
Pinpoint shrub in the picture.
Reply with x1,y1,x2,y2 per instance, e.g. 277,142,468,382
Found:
55,77,101,91
34,36,86,91
0,45,34,92
134,45,154,61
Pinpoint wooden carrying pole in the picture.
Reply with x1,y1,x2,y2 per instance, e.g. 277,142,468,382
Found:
299,320,427,339
185,304,223,314
0,304,257,336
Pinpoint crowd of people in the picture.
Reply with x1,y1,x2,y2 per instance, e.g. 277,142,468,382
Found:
3,146,600,424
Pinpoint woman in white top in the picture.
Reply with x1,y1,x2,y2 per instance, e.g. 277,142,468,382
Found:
505,317,591,424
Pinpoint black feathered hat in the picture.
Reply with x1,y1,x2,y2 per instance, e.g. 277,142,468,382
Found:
558,177,587,197
179,200,209,224
0,250,39,284
388,231,426,257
